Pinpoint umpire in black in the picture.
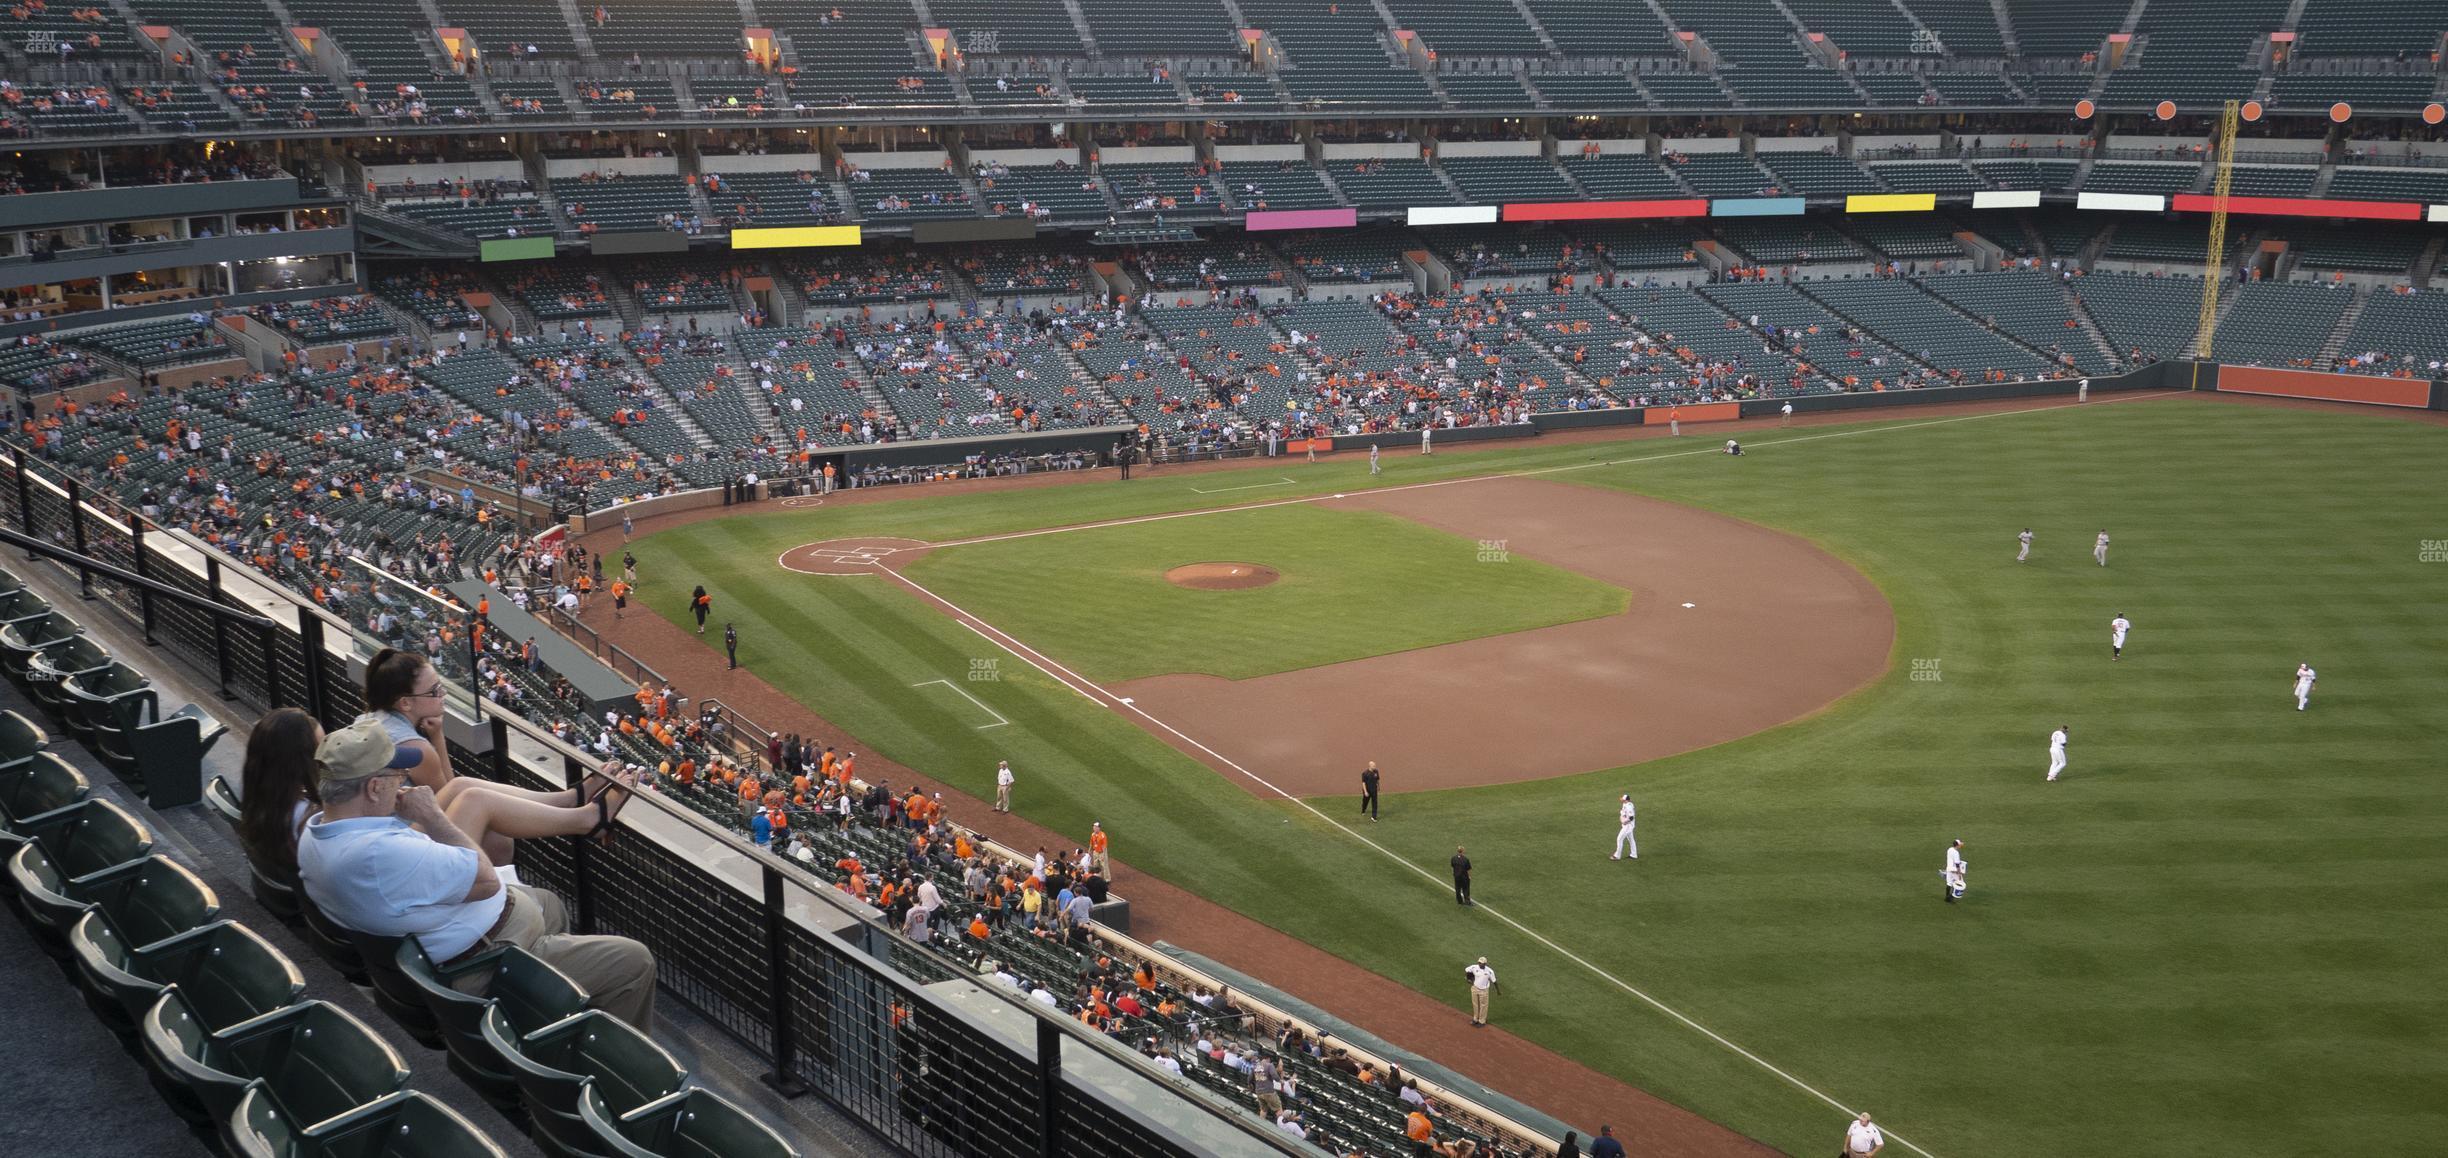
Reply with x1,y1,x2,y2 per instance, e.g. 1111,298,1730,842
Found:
1359,762,1381,821
1451,846,1473,906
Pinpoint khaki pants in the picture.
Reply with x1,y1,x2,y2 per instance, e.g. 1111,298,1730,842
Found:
460,885,658,1029
1470,986,1489,1024
996,784,1011,812
1257,1091,1282,1118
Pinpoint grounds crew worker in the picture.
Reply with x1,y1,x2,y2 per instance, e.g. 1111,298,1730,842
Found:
1463,956,1498,1026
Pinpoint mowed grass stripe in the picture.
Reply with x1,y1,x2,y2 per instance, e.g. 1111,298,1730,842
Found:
636,398,2448,1157
900,503,1631,682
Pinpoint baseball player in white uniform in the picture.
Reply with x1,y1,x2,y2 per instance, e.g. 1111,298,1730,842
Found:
2047,724,2069,781
2094,530,2111,567
2110,614,2130,661
1368,442,1381,475
1611,794,1638,860
1941,839,1967,902
1780,401,1794,426
2016,527,2033,563
2293,663,2316,711
2078,377,2090,403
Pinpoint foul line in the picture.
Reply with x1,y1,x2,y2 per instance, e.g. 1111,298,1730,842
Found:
871,392,2194,1156
1190,476,1298,495
910,678,1009,729
928,390,2189,552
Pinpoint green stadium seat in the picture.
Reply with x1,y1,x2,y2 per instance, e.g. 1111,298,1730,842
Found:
398,938,590,1110
0,751,90,849
203,772,242,829
342,928,449,1050
299,889,373,985
9,843,213,960
25,634,113,722
8,795,151,905
0,588,55,631
93,699,227,809
142,992,411,1153
0,608,83,683
482,1007,688,1158
73,914,305,1038
63,659,153,744
232,1087,510,1158
580,1084,799,1158
0,708,49,772
204,773,304,923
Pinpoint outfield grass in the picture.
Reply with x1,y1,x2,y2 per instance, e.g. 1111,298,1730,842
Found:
900,504,1630,681
635,398,2448,1157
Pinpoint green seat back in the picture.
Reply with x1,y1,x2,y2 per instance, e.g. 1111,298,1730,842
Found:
155,920,309,1031
0,709,47,765
146,994,409,1134
236,1087,509,1158
11,846,214,944
484,1007,686,1128
71,661,150,699
29,796,152,881
0,609,77,651
0,751,86,835
33,634,112,677
489,948,591,1036
228,1003,415,1136
581,1085,799,1158
0,589,54,624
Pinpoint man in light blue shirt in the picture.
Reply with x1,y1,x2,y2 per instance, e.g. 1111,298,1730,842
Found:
298,719,657,1026
294,720,500,958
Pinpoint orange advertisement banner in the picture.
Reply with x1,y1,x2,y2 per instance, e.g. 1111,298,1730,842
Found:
1645,402,1741,424
2219,366,2430,408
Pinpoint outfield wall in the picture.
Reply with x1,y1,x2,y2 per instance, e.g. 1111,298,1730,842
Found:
2199,365,2444,409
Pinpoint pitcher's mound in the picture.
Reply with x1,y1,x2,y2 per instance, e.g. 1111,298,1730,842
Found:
1166,562,1280,590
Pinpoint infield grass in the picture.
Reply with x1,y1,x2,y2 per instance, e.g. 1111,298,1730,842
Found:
635,396,2448,1158
900,503,1630,681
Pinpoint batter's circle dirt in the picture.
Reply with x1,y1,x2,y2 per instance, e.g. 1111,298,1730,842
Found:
1164,562,1280,590
778,536,931,576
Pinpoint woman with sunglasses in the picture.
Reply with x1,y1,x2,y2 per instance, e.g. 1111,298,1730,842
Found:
362,648,635,866
361,648,461,793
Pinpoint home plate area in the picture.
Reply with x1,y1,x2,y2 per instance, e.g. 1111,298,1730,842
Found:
779,537,932,576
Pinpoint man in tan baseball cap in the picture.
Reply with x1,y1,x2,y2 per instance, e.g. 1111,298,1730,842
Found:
298,719,658,1026
314,717,428,788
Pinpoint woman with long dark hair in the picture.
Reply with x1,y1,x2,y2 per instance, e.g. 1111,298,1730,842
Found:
237,707,322,879
690,585,711,634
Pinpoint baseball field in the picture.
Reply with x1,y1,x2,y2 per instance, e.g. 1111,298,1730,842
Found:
628,393,2448,1157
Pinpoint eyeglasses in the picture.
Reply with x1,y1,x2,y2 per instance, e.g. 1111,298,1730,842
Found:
406,685,445,700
